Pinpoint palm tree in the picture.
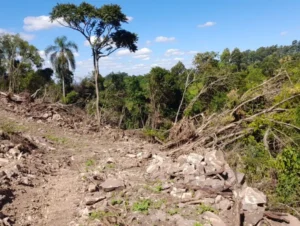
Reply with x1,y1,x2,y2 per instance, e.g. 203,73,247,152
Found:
45,36,78,99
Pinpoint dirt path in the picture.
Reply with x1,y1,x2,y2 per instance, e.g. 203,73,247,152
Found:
1,107,298,226
0,108,153,226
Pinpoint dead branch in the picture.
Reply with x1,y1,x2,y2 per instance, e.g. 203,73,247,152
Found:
268,118,300,131
264,211,290,223
231,94,264,115
31,88,42,99
263,127,271,157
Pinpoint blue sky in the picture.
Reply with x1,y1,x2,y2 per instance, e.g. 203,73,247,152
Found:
1,0,300,80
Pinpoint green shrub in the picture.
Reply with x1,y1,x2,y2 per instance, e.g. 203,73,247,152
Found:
63,90,79,104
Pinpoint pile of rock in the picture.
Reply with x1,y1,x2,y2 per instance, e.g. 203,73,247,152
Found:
145,149,299,225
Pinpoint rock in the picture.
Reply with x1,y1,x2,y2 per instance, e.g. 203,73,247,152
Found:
284,214,300,226
169,214,197,226
241,187,267,210
146,163,159,174
126,154,136,158
216,199,231,210
149,210,167,223
100,178,125,192
182,163,197,175
236,172,245,185
186,153,204,165
170,187,186,199
88,183,97,192
182,192,193,199
177,155,188,166
202,211,226,226
8,148,20,157
205,150,225,168
0,158,9,166
52,114,61,121
85,196,106,205
244,206,265,226
106,158,115,164
205,178,225,191
20,177,32,186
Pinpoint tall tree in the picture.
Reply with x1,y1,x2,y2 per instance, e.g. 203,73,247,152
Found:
220,48,231,64
0,34,42,92
50,2,138,126
45,36,78,99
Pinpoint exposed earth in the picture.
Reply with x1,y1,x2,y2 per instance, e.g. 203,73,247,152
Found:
0,99,299,226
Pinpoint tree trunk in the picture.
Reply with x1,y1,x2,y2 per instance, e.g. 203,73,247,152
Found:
93,52,101,127
62,75,66,99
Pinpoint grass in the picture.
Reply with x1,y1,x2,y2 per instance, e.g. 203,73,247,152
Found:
144,182,163,193
167,208,180,216
132,199,151,214
111,199,123,205
85,159,95,167
194,223,204,226
89,210,116,220
45,134,67,144
196,203,218,214
0,121,26,134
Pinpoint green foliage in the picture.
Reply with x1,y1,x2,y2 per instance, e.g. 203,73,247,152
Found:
194,223,204,226
63,90,79,104
132,199,151,213
111,199,123,205
196,203,218,214
89,210,116,220
85,159,95,167
275,147,300,204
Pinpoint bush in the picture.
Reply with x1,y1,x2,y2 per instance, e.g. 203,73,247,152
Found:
63,90,79,104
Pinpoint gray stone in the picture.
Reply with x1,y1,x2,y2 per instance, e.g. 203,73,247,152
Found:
241,187,267,210
202,211,226,226
0,158,9,166
204,150,225,168
244,206,265,226
285,214,300,226
177,155,188,166
88,183,97,192
106,158,115,164
205,178,225,191
100,178,125,192
186,153,204,165
236,172,245,185
217,199,231,210
85,196,106,205
170,187,186,199
182,192,193,199
182,163,197,175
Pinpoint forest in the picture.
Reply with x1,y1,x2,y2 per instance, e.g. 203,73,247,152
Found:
0,2,299,216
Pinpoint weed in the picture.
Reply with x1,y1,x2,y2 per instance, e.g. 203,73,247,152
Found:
194,222,203,226
0,122,25,134
197,203,217,214
45,134,67,144
132,199,151,214
167,208,180,216
85,159,95,167
105,163,116,169
111,199,123,205
89,210,116,220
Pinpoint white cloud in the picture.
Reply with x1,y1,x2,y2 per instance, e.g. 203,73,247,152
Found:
280,31,288,36
174,57,184,61
74,52,80,57
188,50,198,54
146,40,151,45
23,15,63,31
155,36,176,42
126,16,134,22
116,47,152,56
165,49,184,56
198,21,216,28
20,33,35,41
0,28,35,41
